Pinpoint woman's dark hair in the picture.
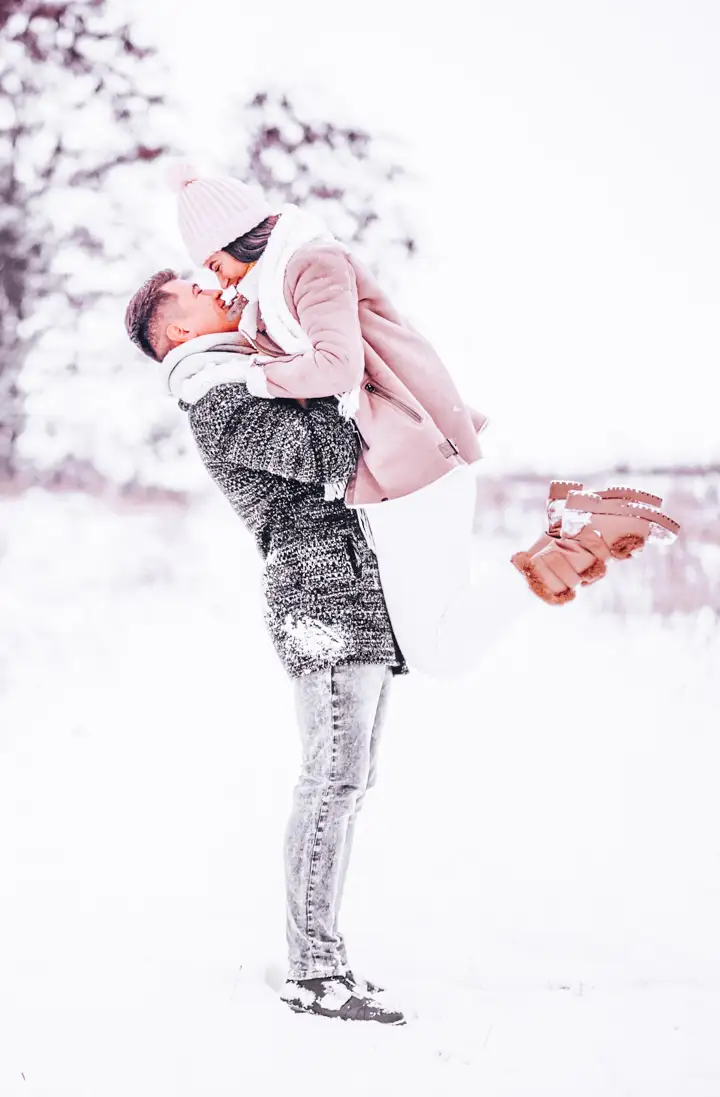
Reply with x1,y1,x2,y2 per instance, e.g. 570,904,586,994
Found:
223,214,280,263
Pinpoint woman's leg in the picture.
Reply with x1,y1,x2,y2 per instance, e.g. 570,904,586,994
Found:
364,468,538,677
285,663,390,980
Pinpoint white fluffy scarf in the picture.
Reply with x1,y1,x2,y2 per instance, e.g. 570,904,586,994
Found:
164,331,257,405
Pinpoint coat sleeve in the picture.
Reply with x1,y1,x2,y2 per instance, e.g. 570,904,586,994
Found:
246,245,366,400
194,391,359,487
466,405,489,435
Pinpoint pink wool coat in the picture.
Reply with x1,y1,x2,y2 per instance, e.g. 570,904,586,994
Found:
243,242,486,506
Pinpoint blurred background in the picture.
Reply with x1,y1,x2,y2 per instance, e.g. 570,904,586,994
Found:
2,4,720,1093
1,0,718,613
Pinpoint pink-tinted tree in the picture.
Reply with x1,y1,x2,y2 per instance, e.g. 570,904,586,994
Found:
236,90,418,284
0,0,166,483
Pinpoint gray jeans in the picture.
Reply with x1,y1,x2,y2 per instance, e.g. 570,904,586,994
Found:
285,663,393,980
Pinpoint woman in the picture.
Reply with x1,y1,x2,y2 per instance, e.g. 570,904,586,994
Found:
168,162,680,674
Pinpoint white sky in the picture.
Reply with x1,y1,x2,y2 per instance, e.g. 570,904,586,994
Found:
126,0,720,473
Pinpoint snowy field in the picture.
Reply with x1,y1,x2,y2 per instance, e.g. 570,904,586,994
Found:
1,489,719,1096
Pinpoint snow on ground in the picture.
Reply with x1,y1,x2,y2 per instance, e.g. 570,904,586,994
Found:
1,489,719,1096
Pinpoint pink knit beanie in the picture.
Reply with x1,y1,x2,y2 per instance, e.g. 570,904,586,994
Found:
168,161,274,266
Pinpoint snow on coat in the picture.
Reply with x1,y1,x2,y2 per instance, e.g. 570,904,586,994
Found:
183,382,405,679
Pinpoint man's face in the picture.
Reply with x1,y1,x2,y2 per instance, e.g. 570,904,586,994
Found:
164,279,237,347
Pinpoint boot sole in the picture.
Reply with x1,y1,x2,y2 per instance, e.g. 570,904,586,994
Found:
547,482,663,538
285,1000,407,1025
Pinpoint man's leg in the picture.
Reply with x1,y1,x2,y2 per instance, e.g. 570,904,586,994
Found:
335,667,393,970
285,663,390,981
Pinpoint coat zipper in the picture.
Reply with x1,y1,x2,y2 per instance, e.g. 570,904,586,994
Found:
346,534,363,578
364,382,423,423
243,332,261,352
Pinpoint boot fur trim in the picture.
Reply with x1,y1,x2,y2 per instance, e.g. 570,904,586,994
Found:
579,558,608,586
610,534,645,560
510,552,576,606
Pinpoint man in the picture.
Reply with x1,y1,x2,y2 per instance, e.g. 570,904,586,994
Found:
125,271,406,1025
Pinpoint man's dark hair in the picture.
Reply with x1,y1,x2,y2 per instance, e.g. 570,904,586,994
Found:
124,268,179,362
223,214,280,264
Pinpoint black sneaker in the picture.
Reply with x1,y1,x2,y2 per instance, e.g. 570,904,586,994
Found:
280,975,405,1025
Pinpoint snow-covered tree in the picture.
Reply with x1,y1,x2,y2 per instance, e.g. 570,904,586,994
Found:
235,90,418,286
6,69,420,497
0,0,166,484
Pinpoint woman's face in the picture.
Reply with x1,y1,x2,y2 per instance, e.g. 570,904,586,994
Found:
204,251,253,290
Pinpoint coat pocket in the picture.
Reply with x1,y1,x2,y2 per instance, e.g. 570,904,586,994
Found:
264,537,359,603
364,382,423,423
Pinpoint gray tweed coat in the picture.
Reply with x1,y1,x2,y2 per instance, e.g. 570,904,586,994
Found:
185,383,404,678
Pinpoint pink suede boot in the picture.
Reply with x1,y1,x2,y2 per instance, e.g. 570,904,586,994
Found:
511,526,612,606
512,486,681,606
561,492,680,558
527,481,664,558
